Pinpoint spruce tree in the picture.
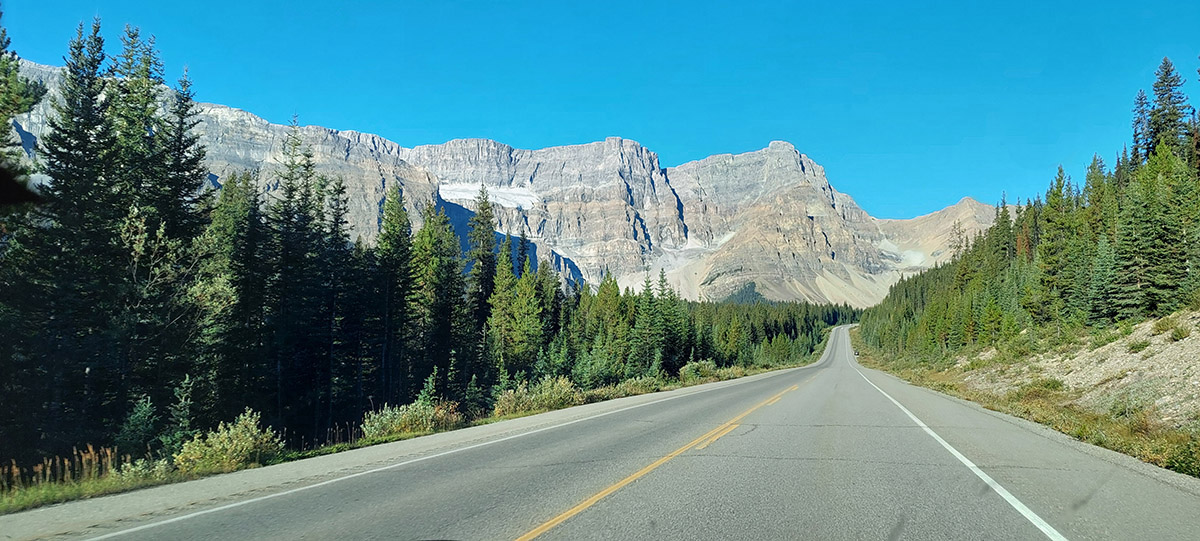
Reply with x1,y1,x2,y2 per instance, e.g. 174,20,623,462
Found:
1087,234,1118,325
192,171,269,424
410,204,465,397
516,231,530,276
1036,167,1073,318
108,26,165,220
376,183,414,404
12,19,121,456
488,237,518,377
265,121,326,434
320,175,351,432
464,186,497,378
160,69,211,240
1132,89,1151,164
1148,57,1190,156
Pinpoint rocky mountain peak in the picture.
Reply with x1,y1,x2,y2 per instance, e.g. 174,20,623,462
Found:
11,59,995,307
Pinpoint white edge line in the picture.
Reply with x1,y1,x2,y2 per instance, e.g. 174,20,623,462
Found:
85,355,828,540
852,360,1068,541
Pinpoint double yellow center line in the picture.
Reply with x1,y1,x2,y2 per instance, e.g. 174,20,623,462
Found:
515,382,802,540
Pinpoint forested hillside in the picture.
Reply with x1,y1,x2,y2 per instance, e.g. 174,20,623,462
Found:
861,55,1200,359
0,17,857,474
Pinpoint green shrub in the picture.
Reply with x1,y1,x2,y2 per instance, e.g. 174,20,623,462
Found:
1166,437,1200,477
114,458,173,482
158,375,198,459
1014,378,1065,400
1171,325,1191,342
1109,389,1154,420
613,376,665,396
1128,340,1151,353
679,360,718,384
360,400,464,439
714,366,747,380
460,375,491,419
115,395,159,458
1152,317,1176,335
493,376,583,417
1090,330,1120,350
174,409,284,475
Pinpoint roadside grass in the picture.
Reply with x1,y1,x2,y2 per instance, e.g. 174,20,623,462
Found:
849,328,1200,479
1,327,836,515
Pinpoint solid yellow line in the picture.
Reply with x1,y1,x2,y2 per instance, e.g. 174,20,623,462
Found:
695,423,740,450
515,382,801,540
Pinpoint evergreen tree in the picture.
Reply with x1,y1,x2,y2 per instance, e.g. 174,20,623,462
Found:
265,121,326,437
410,204,466,397
626,276,663,378
108,26,165,219
160,69,211,240
1036,166,1074,318
464,186,497,378
1148,57,1190,156
376,183,414,404
488,238,518,376
192,171,269,425
319,175,351,433
516,231,530,276
4,19,120,458
1087,234,1118,325
1132,89,1151,164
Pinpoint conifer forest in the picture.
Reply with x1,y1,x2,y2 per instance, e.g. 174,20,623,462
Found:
860,56,1200,361
0,18,856,470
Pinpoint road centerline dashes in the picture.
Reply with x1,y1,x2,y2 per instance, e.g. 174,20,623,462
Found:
515,381,804,540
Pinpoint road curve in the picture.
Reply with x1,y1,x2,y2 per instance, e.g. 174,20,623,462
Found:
7,325,1200,540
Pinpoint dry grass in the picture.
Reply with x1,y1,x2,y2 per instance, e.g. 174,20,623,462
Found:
0,445,184,515
850,329,1200,479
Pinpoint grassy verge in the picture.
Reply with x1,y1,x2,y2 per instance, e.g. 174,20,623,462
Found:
848,328,1200,478
1,330,834,515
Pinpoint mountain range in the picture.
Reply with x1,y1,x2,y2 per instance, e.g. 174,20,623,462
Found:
12,60,995,307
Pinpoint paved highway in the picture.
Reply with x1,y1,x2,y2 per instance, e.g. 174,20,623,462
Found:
8,325,1200,540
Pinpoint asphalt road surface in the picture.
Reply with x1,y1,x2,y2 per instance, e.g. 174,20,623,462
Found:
8,325,1200,540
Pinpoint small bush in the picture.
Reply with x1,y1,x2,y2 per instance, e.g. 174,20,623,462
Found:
1109,389,1154,420
158,375,198,459
1090,330,1120,350
174,409,284,475
1171,325,1191,342
360,400,464,439
114,458,173,482
115,395,159,458
460,375,491,419
613,376,665,396
1014,378,1065,400
714,366,747,380
679,360,718,384
1152,317,1176,335
1166,437,1200,477
1128,340,1151,353
493,376,583,417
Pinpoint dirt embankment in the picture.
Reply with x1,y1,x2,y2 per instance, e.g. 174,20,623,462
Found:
961,312,1200,429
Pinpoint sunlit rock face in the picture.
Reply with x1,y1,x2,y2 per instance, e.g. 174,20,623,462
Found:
14,60,993,306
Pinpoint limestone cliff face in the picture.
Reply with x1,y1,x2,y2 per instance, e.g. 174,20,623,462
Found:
13,60,994,307
396,137,688,284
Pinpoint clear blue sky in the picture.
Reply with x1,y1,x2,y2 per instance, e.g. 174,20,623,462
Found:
6,1,1200,218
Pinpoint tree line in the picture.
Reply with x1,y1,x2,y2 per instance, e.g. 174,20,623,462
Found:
0,18,857,466
860,55,1200,357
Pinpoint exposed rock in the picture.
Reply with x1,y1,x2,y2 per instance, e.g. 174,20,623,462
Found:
13,60,995,306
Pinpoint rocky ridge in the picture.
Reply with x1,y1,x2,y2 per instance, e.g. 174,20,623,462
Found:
12,60,995,306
